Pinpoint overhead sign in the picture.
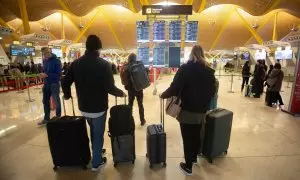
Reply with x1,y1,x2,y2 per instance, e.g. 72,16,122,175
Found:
281,30,300,43
0,27,13,35
20,33,51,42
263,40,290,47
48,39,73,46
142,5,192,15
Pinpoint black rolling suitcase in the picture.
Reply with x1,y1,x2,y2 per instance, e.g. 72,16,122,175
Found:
202,108,233,163
46,97,91,171
109,97,135,167
146,98,167,168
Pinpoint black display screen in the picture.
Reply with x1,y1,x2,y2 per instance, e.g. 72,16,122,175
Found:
137,47,150,66
169,21,181,42
169,47,181,68
10,45,35,56
136,21,149,42
185,21,198,42
153,21,165,42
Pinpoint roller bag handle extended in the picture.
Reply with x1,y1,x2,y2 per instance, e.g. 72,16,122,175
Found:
160,98,165,132
115,96,127,105
62,96,75,116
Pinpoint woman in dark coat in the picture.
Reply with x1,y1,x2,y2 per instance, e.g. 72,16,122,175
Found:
266,63,284,109
241,61,251,92
252,60,266,98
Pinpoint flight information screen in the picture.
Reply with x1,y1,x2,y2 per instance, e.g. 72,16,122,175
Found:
153,21,165,42
169,20,181,42
185,21,198,42
136,21,149,42
10,45,35,56
137,47,150,66
153,47,165,67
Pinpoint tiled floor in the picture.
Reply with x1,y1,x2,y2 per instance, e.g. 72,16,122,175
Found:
0,73,299,180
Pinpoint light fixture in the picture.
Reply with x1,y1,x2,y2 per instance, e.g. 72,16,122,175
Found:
0,37,2,40
285,46,291,50
277,47,282,51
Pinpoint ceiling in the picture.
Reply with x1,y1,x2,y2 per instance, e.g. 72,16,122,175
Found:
0,0,300,51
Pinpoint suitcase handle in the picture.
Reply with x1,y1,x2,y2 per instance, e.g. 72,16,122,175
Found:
62,96,75,116
160,98,165,132
115,96,127,105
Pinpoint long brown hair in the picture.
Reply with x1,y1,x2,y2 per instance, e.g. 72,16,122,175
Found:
189,45,207,65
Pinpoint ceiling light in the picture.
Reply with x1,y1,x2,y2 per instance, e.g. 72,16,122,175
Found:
0,37,2,40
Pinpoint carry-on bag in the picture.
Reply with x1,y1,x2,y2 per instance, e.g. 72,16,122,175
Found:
202,108,233,163
109,97,135,167
146,98,167,168
46,97,91,171
129,62,150,91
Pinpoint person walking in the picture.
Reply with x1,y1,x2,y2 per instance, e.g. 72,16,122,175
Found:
121,53,146,126
241,61,251,92
62,35,126,171
37,47,62,125
266,63,284,109
160,45,216,176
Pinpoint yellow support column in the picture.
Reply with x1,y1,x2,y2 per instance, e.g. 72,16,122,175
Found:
236,9,264,45
61,13,65,39
18,0,31,34
128,0,137,13
209,9,235,51
73,8,102,43
185,0,193,5
198,0,207,13
0,18,19,40
272,12,279,41
101,11,124,50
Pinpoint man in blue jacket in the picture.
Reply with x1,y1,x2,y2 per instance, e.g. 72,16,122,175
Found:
38,47,62,126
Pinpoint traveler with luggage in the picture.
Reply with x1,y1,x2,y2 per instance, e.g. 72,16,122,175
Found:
266,63,284,109
120,53,149,126
62,35,126,171
252,60,266,98
160,45,216,176
241,61,251,92
37,47,62,126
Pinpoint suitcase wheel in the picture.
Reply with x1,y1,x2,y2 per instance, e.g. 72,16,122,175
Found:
149,164,153,169
163,162,167,167
132,160,135,164
53,166,58,171
146,153,148,158
82,165,87,170
114,163,117,168
208,158,213,164
224,150,228,155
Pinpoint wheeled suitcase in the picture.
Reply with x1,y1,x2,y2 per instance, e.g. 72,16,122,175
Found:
109,97,135,167
146,98,167,168
202,108,233,163
46,97,91,171
129,62,151,91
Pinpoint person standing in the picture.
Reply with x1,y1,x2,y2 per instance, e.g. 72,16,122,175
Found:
121,53,146,126
266,63,284,109
252,60,266,98
37,47,62,126
241,61,251,92
161,45,216,176
62,35,126,171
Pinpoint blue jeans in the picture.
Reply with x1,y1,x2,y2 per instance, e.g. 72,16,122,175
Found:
43,83,61,121
86,112,107,167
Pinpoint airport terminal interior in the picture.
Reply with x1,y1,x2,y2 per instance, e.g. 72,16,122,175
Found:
1,0,300,180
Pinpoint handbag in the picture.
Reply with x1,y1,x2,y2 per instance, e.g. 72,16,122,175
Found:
165,96,181,118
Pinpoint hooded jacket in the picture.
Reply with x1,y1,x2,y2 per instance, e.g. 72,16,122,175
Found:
43,54,62,85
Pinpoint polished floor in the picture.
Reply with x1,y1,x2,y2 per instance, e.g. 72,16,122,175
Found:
0,72,300,180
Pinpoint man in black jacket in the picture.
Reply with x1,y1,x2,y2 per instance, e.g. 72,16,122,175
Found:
62,35,125,171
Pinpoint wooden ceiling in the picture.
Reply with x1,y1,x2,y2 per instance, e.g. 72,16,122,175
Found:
0,0,300,51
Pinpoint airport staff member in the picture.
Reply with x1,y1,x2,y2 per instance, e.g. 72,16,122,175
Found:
37,47,62,126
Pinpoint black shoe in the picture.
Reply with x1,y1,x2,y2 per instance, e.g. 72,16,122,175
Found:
179,162,192,176
102,149,106,154
92,157,107,172
141,120,146,126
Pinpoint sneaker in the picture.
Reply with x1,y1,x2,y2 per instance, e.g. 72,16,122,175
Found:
37,120,47,126
179,162,192,176
92,157,107,172
141,120,146,126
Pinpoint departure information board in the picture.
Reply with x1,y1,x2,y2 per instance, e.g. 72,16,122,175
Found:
169,20,181,42
185,21,198,42
153,21,165,42
136,21,149,42
153,47,165,67
137,47,150,66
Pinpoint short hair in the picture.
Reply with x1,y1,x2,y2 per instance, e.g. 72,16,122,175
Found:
86,35,102,51
41,47,50,52
274,63,281,69
128,53,137,63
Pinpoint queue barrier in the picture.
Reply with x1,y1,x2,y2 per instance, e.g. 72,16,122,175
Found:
0,74,43,93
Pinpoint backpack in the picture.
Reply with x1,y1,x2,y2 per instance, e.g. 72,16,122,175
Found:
120,64,130,86
128,62,150,91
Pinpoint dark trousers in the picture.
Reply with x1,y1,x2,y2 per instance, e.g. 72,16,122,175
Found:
128,90,145,122
273,91,284,105
43,83,61,121
241,77,249,91
180,123,201,169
